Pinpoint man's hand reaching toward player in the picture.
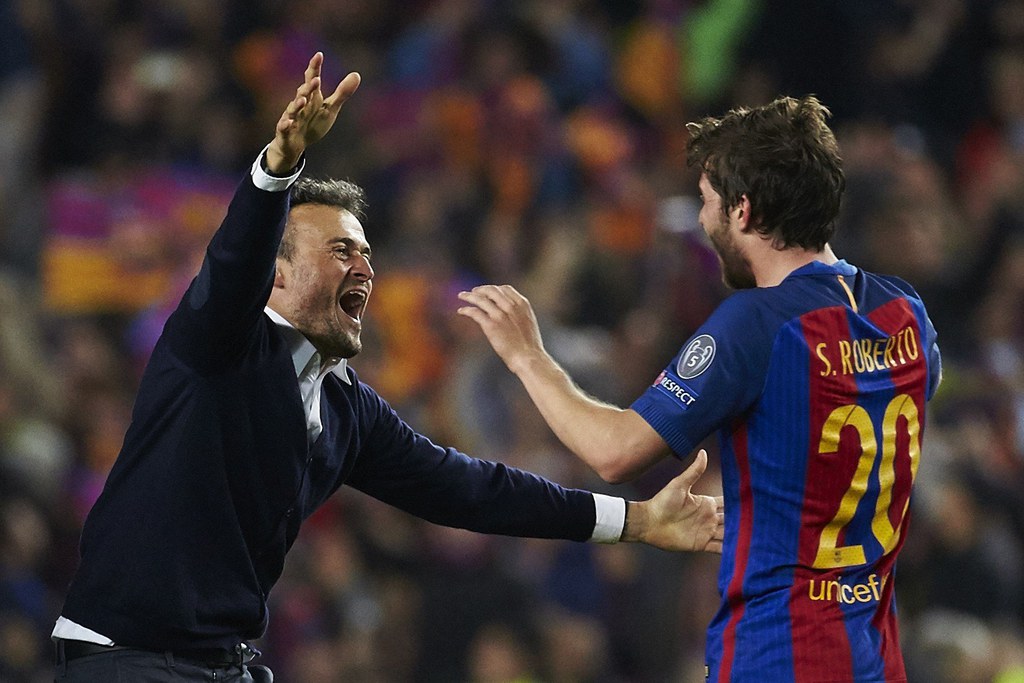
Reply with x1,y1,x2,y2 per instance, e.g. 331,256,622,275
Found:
622,450,724,553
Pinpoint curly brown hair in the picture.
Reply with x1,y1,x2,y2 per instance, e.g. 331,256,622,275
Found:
686,96,845,251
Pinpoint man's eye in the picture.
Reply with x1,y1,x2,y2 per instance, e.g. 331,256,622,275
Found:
332,247,349,258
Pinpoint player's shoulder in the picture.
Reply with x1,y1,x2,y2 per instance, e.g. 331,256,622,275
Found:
711,287,775,321
853,267,934,323
861,269,925,303
701,287,793,347
710,281,808,324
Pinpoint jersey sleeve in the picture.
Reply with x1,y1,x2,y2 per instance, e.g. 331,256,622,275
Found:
630,292,777,457
878,273,942,401
923,314,941,400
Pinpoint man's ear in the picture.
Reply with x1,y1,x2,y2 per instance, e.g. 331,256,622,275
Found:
732,195,753,231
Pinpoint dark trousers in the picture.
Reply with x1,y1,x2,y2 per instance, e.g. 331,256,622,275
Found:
54,641,274,682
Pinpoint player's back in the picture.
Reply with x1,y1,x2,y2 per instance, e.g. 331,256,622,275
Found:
704,261,940,682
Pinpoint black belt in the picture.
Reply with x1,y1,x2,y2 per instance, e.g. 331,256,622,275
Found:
58,639,260,667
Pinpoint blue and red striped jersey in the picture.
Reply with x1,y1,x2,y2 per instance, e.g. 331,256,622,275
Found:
632,260,941,683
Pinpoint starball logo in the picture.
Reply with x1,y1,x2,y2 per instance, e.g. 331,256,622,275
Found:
677,334,716,379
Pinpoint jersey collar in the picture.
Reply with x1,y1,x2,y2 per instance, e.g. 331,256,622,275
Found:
788,259,857,280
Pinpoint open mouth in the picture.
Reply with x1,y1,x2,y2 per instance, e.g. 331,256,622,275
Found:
339,289,367,321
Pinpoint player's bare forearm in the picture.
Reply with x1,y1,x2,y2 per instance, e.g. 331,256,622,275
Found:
265,52,361,175
620,450,724,553
513,352,668,483
458,284,668,482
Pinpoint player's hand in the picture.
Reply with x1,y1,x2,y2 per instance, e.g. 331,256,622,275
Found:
621,450,724,553
266,52,361,174
456,285,546,375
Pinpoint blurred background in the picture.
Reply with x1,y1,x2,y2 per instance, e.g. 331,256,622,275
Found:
1,0,1023,680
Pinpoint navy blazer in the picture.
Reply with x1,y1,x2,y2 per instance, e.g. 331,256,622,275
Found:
60,171,599,651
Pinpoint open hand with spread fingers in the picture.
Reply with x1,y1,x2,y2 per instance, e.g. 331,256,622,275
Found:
456,284,548,376
266,52,361,174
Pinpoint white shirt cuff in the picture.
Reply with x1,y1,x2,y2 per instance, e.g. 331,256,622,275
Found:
589,493,626,543
250,143,305,192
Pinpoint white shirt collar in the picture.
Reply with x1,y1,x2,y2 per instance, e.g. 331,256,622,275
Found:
264,306,351,384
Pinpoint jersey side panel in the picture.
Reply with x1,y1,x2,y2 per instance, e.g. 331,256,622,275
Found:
715,423,752,682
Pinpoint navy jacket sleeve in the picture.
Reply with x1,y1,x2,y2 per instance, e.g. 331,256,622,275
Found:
344,380,598,542
164,175,290,371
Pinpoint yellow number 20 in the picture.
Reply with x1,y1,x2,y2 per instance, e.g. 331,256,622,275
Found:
813,394,921,569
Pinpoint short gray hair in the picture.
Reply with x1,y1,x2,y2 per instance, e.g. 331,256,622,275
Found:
279,177,368,261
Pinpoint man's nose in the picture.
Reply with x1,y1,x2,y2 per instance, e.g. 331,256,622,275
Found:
351,253,374,281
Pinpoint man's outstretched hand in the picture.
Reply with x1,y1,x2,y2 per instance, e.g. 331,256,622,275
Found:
621,449,725,553
266,52,360,174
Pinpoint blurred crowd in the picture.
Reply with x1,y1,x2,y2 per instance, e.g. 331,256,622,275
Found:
2,0,1024,681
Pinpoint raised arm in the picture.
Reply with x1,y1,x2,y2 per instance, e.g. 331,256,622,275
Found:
457,284,670,483
166,53,362,368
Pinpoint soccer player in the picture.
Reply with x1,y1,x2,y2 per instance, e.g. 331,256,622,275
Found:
458,95,941,682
